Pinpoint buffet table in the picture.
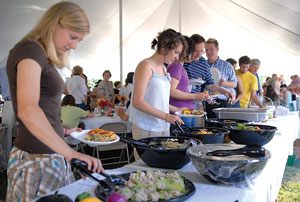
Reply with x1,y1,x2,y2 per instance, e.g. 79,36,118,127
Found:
34,112,299,202
81,116,132,133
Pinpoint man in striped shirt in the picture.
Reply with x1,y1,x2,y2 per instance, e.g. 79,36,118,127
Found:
184,34,234,98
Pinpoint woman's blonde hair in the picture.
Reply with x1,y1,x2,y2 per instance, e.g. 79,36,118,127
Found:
22,2,90,68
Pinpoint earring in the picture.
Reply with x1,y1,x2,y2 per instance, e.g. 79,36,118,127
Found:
163,55,166,63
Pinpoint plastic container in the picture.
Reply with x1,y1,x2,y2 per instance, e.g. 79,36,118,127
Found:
287,155,296,166
213,108,270,122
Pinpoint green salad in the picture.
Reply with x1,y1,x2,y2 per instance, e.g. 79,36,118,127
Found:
116,170,186,201
236,123,263,131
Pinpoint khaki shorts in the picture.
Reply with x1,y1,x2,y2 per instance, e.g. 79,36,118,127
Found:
131,124,170,160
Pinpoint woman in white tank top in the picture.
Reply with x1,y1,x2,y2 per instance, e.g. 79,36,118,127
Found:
129,29,186,153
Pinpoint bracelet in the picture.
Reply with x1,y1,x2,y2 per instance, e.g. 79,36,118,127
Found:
165,113,169,122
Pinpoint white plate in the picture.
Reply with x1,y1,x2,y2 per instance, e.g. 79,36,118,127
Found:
70,130,120,147
188,79,206,92
209,94,219,98
189,79,206,86
210,67,221,85
175,110,207,118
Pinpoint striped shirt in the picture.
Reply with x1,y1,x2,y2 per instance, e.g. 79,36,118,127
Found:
208,58,237,96
184,57,214,93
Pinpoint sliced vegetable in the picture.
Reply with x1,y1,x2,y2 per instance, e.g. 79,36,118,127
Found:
75,192,92,202
107,193,127,202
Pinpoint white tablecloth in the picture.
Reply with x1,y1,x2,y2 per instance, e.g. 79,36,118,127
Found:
33,113,299,202
81,116,132,133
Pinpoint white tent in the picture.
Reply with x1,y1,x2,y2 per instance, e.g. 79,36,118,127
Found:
0,0,299,83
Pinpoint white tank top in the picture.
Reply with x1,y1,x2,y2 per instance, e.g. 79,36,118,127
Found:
129,62,171,132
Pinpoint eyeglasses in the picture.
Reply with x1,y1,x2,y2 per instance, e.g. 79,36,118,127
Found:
193,50,205,54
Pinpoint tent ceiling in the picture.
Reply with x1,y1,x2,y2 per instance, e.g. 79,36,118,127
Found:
0,0,299,81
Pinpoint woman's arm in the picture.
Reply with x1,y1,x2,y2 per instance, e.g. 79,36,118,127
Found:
87,111,94,118
170,77,210,101
17,59,103,172
169,104,182,113
132,61,183,124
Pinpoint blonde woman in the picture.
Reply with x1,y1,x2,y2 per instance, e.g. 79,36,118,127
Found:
6,2,103,201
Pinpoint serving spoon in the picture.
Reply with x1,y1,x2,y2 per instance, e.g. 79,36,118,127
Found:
206,145,265,157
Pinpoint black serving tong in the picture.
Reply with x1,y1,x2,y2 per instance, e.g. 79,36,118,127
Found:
175,121,194,133
120,137,165,150
206,145,265,157
70,159,125,189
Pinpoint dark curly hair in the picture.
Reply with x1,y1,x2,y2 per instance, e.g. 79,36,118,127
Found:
151,28,186,57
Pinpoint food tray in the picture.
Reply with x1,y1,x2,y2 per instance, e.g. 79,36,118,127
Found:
212,108,270,122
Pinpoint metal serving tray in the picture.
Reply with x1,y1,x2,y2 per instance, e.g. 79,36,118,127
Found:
212,108,269,122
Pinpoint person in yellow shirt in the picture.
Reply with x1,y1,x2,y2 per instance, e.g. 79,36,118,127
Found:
235,56,264,108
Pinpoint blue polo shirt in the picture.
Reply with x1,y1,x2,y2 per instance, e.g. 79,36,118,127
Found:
184,57,214,93
208,58,237,97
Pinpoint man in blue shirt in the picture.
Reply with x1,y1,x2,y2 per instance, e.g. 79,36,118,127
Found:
0,56,16,161
205,38,238,117
206,38,237,97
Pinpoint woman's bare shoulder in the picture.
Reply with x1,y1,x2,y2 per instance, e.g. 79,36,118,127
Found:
136,60,152,73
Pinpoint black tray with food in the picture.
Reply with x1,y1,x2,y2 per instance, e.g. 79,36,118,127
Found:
95,170,196,202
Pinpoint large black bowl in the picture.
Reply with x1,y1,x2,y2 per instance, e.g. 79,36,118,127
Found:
226,124,277,146
174,127,229,144
187,144,271,185
133,136,201,169
204,118,250,128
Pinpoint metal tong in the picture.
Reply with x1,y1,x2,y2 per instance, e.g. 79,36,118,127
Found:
206,145,265,157
70,159,125,195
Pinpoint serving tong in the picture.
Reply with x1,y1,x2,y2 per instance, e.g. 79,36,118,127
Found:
121,136,198,150
206,145,265,157
120,137,165,150
70,159,125,195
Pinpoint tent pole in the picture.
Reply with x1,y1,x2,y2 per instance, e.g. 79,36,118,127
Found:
179,0,181,32
119,0,123,84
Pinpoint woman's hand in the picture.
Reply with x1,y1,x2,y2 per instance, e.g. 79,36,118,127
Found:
64,128,82,137
194,92,211,101
66,150,104,173
166,114,184,125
